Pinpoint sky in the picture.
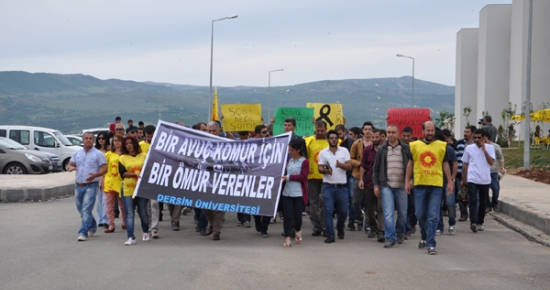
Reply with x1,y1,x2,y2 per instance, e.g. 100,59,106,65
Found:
0,0,512,87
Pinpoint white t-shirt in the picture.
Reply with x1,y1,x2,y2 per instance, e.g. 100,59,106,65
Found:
318,146,350,184
462,143,495,185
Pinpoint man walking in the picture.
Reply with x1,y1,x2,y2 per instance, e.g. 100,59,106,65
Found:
373,125,411,248
405,121,453,255
358,129,385,242
349,121,374,231
461,129,495,233
455,126,475,221
318,130,352,243
484,134,505,212
68,132,107,241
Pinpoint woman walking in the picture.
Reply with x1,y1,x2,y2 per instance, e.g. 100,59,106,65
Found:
281,138,309,247
118,136,149,245
95,131,110,228
103,133,126,233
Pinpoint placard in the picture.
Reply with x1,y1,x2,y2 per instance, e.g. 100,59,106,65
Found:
221,104,262,131
306,103,344,131
273,107,314,137
386,108,431,138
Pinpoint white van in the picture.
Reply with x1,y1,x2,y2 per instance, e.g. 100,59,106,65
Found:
0,125,81,171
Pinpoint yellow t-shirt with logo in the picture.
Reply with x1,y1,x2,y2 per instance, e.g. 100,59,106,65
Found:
104,151,122,194
139,141,151,155
410,140,447,187
119,153,146,197
304,136,342,179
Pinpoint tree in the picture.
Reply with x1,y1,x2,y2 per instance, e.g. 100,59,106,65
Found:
463,106,472,126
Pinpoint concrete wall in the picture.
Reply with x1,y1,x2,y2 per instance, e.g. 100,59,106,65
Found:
477,4,512,132
455,28,479,136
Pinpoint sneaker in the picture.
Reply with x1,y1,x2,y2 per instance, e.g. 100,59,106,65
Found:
77,234,87,242
493,207,500,213
404,232,411,240
124,237,136,246
411,225,416,234
337,228,345,239
377,231,385,243
88,231,96,237
213,233,220,241
151,230,159,239
302,211,307,216
397,234,404,244
200,227,213,236
182,207,192,215
418,240,427,248
427,247,437,255
143,232,150,241
324,236,335,243
485,207,492,213
368,231,376,239
347,222,356,231
261,232,269,238
312,230,322,237
449,226,456,235
171,221,180,231
384,241,396,248
470,223,478,233
244,221,251,228
436,229,441,236
477,225,484,231
458,216,468,222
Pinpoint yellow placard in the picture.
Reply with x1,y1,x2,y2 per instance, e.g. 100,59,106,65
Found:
306,103,344,130
221,104,262,131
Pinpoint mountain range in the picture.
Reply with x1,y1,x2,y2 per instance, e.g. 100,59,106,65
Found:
0,71,454,134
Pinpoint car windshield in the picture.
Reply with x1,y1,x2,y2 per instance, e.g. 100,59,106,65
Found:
0,137,27,149
52,131,73,146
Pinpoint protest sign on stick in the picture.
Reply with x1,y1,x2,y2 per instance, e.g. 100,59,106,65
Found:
273,107,314,136
135,121,291,216
306,103,344,131
221,104,262,131
386,108,431,138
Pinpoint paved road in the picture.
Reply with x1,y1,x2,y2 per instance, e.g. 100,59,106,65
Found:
1,197,549,290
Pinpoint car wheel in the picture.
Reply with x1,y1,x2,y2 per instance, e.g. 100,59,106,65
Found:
63,158,70,171
4,163,27,174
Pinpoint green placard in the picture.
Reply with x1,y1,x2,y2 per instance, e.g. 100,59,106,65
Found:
273,107,314,137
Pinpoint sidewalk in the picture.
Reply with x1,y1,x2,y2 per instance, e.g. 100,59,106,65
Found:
0,172,75,202
496,174,550,235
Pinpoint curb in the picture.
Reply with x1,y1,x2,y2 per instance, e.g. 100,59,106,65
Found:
0,184,75,202
497,197,550,236
491,213,550,247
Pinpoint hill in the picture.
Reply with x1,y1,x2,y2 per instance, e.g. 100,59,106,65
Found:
0,71,454,133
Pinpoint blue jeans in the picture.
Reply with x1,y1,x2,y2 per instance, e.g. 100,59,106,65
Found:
487,173,500,208
381,186,408,243
438,184,456,231
467,183,489,225
414,186,443,248
95,188,108,224
347,175,356,223
122,195,149,239
322,184,348,237
75,183,98,237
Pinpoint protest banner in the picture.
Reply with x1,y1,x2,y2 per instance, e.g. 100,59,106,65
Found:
386,108,431,138
135,121,291,216
273,107,314,137
221,104,262,131
306,103,344,131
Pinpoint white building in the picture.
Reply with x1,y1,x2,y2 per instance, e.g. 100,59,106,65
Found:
455,0,550,139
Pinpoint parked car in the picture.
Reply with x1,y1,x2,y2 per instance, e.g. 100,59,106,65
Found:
78,128,110,136
0,125,80,171
0,137,53,174
65,135,83,146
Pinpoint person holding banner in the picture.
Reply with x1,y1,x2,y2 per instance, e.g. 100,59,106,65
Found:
305,120,331,237
281,138,309,247
204,121,227,241
318,130,352,243
118,136,149,246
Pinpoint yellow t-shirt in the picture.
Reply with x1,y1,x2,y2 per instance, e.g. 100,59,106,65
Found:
104,151,122,194
118,153,146,197
410,140,447,187
305,136,335,179
139,141,151,154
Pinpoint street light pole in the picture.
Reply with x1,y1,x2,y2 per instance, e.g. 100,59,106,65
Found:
524,0,533,170
268,69,283,122
209,15,238,121
396,54,415,107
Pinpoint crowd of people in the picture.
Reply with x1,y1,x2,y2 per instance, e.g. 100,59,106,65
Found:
69,114,505,255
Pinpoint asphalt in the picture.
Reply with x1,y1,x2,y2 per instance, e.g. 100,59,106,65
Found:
1,172,549,240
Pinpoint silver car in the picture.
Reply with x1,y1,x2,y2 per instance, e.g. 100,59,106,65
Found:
0,137,53,174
